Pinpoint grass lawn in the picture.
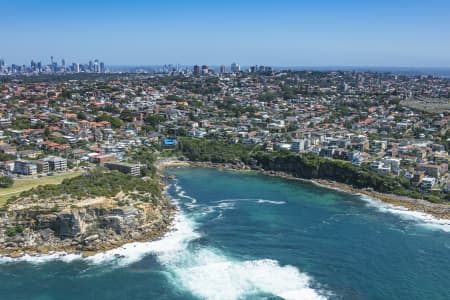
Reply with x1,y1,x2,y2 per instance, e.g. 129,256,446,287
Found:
0,171,81,207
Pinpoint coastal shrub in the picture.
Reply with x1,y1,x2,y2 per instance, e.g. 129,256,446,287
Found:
15,225,24,234
12,169,162,204
5,227,16,237
5,225,23,237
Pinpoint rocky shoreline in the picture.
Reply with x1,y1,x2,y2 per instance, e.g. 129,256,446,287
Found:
0,174,176,258
171,160,450,221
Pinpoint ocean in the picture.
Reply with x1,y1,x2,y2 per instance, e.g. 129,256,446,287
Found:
0,167,449,300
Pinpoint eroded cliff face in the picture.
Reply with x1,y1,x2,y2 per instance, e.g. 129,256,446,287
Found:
0,192,175,257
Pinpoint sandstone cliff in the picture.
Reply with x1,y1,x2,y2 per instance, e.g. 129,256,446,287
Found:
0,171,175,257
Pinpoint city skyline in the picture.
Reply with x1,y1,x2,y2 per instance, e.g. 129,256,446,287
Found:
0,57,107,74
3,0,450,67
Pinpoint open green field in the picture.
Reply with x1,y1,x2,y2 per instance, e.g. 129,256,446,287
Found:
401,97,450,113
0,172,81,207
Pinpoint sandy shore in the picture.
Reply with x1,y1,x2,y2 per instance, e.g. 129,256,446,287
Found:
164,160,450,221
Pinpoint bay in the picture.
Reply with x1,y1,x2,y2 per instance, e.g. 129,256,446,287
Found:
0,167,449,300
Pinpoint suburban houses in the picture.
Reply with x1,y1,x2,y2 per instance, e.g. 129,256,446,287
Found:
0,68,449,193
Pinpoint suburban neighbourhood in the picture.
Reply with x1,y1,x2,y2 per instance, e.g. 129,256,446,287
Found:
0,67,449,198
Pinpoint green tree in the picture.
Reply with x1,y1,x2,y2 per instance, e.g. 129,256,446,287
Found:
95,114,123,128
145,114,165,128
120,109,135,122
0,153,15,162
12,117,31,130
77,111,87,120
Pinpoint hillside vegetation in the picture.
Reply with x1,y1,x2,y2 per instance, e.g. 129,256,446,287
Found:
179,138,448,203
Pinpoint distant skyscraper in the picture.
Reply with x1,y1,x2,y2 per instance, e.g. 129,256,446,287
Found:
94,59,100,72
193,65,201,75
220,65,226,74
61,59,65,68
100,62,105,73
72,63,80,73
51,59,57,72
201,65,209,75
231,62,240,73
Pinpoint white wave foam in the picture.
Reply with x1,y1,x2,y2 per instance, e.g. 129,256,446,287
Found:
178,190,197,203
215,212,224,220
0,252,82,264
190,202,237,217
361,195,450,232
257,199,286,205
168,248,326,300
195,205,227,217
85,213,200,267
216,198,286,205
174,183,182,192
217,202,235,209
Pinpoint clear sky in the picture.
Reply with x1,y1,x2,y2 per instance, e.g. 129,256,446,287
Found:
2,0,450,67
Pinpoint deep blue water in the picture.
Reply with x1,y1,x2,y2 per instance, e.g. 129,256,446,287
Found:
0,167,449,300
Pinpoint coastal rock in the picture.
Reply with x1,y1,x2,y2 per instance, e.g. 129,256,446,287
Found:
36,214,58,230
56,212,83,238
101,216,124,234
84,234,99,244
0,188,175,257
40,228,54,241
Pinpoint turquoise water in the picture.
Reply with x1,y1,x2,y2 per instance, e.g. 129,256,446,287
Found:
0,167,450,300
